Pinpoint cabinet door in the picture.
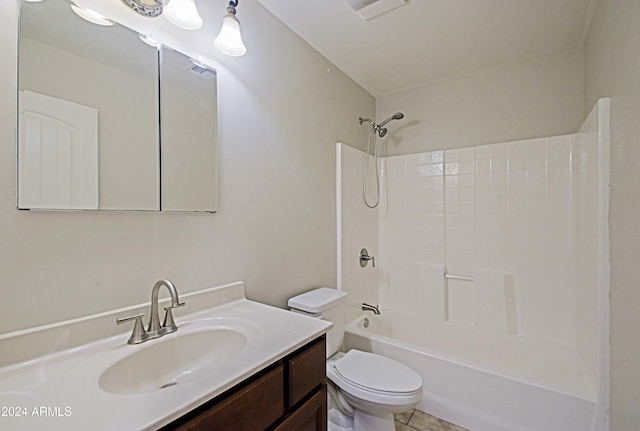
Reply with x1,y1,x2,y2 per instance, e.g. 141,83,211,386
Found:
288,337,326,407
273,385,327,431
169,365,284,431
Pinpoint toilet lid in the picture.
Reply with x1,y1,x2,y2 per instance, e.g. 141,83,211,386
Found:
334,350,422,394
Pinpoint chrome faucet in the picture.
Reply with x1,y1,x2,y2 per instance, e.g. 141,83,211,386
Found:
117,279,185,344
362,303,380,315
147,279,185,338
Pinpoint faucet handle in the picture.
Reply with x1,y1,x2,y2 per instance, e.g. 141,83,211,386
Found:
162,302,185,332
116,313,147,344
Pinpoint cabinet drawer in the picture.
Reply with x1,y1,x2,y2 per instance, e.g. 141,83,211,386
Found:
171,365,285,431
287,336,326,407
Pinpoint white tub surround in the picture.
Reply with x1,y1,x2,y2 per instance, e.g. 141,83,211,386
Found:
337,98,610,431
0,281,331,431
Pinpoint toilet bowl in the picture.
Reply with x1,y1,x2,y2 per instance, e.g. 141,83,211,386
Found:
327,350,422,430
288,288,423,431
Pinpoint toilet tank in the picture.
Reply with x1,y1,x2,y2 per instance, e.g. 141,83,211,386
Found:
288,287,347,358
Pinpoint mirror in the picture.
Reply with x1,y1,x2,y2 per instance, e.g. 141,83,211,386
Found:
17,0,218,212
160,47,218,212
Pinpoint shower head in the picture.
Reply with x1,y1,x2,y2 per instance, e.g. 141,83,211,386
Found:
376,112,404,137
359,112,405,138
378,112,404,128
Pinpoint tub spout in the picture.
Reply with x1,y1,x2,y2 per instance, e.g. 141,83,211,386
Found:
362,303,380,315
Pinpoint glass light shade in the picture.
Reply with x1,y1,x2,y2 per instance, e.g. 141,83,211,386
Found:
163,0,203,30
214,13,246,57
70,4,114,26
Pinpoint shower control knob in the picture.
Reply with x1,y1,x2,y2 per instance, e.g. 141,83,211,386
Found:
360,248,375,268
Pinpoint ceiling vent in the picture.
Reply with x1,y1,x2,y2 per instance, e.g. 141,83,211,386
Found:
346,0,407,20
186,63,217,81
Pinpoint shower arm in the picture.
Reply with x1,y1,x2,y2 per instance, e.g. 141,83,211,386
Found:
377,116,394,128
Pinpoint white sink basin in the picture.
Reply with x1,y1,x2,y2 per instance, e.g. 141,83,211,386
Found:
99,328,247,394
63,316,263,396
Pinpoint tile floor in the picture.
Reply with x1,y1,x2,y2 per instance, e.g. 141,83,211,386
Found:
394,409,469,431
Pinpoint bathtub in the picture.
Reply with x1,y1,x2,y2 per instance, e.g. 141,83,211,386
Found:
343,313,597,431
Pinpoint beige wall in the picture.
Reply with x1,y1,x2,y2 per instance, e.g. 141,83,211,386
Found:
0,0,374,333
376,47,584,155
585,0,640,428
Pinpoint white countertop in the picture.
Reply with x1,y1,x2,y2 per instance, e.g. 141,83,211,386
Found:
0,282,331,430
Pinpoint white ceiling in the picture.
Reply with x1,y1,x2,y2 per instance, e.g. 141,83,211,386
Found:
255,0,596,97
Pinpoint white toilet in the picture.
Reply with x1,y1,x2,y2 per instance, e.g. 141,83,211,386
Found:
288,288,423,431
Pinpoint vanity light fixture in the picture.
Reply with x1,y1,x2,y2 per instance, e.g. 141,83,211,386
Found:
213,0,247,57
70,3,114,26
121,0,164,18
163,0,203,30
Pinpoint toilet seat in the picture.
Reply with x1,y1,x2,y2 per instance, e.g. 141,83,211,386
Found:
334,350,422,396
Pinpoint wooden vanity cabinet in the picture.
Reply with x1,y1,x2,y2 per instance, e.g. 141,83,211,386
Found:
273,387,326,431
162,335,327,431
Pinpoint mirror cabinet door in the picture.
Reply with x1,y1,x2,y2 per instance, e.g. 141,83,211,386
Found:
160,47,218,213
17,0,217,213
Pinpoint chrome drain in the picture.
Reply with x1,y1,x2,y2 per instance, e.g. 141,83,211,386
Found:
160,382,178,389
